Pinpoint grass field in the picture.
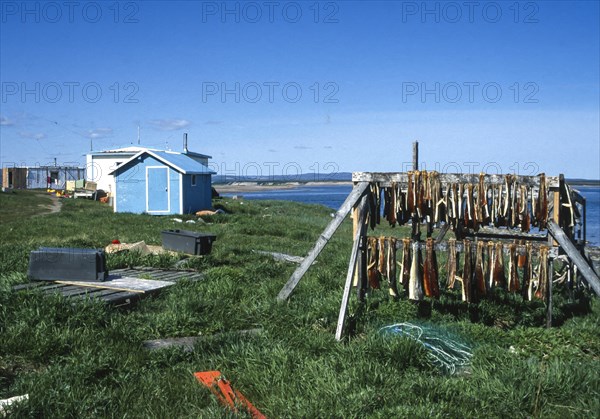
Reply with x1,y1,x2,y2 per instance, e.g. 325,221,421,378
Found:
1,190,599,418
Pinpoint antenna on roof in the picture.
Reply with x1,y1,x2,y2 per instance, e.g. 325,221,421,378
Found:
137,125,140,145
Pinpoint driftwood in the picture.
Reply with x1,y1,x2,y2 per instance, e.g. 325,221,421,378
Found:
143,328,263,352
254,250,310,265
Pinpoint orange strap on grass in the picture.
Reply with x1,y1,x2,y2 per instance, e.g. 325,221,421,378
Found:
194,371,267,419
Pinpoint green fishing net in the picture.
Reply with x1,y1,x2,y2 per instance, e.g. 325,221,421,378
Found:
379,323,473,374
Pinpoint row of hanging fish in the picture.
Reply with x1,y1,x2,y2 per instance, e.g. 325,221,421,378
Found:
372,172,549,233
364,237,551,303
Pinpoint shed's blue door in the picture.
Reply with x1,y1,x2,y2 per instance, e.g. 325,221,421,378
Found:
147,167,169,212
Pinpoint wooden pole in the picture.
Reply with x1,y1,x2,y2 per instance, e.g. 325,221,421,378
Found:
547,220,600,296
277,182,369,301
335,195,369,341
356,233,368,302
435,223,450,244
583,196,587,245
412,141,419,171
352,206,359,287
546,257,553,328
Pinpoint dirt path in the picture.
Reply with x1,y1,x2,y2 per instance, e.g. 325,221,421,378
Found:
36,193,62,216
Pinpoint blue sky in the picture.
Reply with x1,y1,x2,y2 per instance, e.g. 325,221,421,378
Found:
1,1,599,179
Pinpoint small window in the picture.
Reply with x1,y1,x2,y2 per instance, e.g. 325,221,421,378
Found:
191,175,197,186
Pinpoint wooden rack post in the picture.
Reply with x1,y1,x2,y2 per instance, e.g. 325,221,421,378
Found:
335,195,369,341
547,257,554,328
277,182,369,301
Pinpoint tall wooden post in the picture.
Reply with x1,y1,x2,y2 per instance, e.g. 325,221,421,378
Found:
412,141,419,171
335,195,369,341
547,257,553,328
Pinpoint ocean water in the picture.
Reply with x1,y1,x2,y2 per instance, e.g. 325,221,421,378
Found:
221,185,600,246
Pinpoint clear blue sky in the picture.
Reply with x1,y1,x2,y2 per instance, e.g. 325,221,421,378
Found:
1,1,599,179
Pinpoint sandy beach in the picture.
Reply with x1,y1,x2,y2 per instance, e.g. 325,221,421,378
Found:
213,181,352,193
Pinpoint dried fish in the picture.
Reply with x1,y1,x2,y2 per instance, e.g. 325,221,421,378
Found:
492,242,506,289
473,241,487,301
387,237,398,297
408,241,424,300
459,239,473,303
508,244,520,293
424,238,440,298
447,238,458,289
400,238,411,293
535,246,549,301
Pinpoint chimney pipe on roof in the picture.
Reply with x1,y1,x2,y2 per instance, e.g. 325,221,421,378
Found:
183,133,188,153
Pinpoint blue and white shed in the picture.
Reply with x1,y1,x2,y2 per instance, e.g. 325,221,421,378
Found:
109,150,216,215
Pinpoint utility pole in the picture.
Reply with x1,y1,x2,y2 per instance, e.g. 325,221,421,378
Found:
412,141,419,171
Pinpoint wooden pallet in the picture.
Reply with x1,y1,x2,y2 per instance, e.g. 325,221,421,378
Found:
12,268,204,307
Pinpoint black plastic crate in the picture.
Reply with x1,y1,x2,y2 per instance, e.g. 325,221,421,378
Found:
161,229,216,255
28,247,108,282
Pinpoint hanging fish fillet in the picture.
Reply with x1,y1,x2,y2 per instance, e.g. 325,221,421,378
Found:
457,183,464,231
423,171,431,223
396,186,407,225
367,237,380,289
508,243,520,293
400,238,411,294
443,183,451,225
423,238,440,298
459,239,473,303
492,242,506,289
416,171,424,220
523,243,533,300
510,177,518,228
477,173,487,225
536,174,548,229
378,236,387,278
447,238,458,289
520,185,531,232
465,183,474,229
473,241,486,301
387,237,398,297
486,241,494,289
432,172,445,224
383,186,396,226
535,246,549,301
368,183,380,230
517,239,526,268
561,182,575,228
408,241,424,300
502,175,512,227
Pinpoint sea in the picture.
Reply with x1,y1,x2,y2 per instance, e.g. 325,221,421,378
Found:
222,184,600,246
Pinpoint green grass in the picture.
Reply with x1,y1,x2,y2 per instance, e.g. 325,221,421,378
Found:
0,190,54,222
1,192,599,418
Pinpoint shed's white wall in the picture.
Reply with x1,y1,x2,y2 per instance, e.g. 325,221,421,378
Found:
87,154,134,192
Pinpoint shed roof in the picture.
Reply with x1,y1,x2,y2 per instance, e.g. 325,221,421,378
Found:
109,150,216,175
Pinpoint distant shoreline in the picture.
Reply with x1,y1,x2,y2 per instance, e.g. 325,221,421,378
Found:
213,181,351,193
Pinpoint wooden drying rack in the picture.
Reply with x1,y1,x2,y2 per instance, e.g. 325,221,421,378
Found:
277,170,599,341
